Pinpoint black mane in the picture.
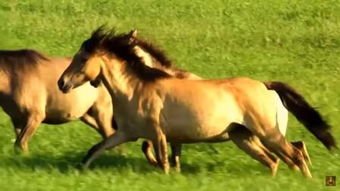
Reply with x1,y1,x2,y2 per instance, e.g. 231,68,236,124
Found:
83,27,171,82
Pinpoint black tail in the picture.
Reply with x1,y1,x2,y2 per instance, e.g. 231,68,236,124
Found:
264,81,337,151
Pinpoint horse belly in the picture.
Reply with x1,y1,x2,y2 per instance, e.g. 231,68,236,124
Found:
164,122,232,143
45,83,98,123
161,98,243,143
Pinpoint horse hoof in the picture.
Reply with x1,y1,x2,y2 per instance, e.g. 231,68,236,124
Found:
164,165,170,174
14,146,29,155
174,167,181,173
76,163,88,171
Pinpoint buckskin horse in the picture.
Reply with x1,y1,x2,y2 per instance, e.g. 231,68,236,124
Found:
58,27,336,177
124,30,313,174
0,49,114,153
0,47,193,155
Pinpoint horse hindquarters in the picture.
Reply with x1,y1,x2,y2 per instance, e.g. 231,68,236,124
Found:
14,111,45,153
9,90,47,153
273,91,312,165
264,81,336,150
242,90,311,177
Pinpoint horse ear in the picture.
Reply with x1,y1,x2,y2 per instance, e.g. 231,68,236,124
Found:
90,76,101,87
129,29,138,38
128,29,138,44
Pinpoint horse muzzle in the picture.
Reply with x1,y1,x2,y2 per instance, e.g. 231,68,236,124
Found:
58,78,73,93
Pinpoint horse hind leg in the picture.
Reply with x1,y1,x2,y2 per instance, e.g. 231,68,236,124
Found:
274,101,312,168
274,98,312,166
229,125,279,176
291,141,312,166
254,127,312,177
15,112,45,153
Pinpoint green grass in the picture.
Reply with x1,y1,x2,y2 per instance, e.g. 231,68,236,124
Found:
0,0,340,190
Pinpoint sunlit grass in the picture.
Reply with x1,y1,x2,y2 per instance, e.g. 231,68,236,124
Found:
0,0,339,190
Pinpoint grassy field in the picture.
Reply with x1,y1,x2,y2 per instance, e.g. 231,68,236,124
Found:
0,0,340,190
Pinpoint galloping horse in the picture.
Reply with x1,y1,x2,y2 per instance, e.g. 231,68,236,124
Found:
0,47,198,154
58,28,336,177
0,49,114,152
125,31,313,174
0,48,191,155
0,43,305,175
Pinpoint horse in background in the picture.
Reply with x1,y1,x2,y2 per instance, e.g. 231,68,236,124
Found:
0,49,114,152
0,45,202,158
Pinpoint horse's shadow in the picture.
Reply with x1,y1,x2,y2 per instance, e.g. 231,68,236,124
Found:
0,151,204,174
0,151,153,173
0,150,267,175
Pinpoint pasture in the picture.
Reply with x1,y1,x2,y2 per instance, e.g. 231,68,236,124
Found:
0,0,339,190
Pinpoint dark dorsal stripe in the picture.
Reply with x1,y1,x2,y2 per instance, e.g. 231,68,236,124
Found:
83,27,171,82
0,49,48,71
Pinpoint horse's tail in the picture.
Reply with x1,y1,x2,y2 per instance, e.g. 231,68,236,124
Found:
263,81,337,151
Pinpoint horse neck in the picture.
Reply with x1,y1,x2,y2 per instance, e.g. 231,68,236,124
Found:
100,55,142,101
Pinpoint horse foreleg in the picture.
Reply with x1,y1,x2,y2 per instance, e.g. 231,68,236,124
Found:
94,113,115,138
142,140,158,166
81,113,100,131
11,118,25,137
82,106,115,139
142,140,182,172
81,131,133,169
152,133,170,174
14,113,44,153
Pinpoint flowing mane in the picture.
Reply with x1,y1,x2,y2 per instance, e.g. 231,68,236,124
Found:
133,38,173,68
133,37,199,79
82,27,171,82
0,49,49,72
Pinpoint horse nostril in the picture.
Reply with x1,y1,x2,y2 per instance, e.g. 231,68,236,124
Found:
58,79,65,89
